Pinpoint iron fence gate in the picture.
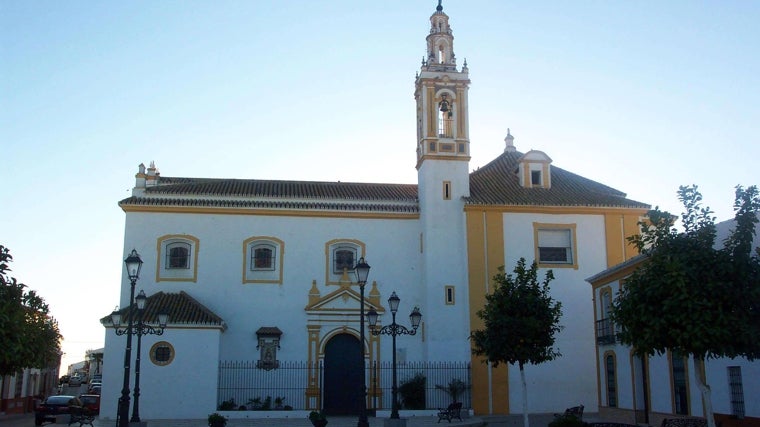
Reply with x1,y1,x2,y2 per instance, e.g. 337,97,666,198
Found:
217,360,471,411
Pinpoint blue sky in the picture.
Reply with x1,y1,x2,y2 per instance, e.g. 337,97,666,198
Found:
2,0,759,372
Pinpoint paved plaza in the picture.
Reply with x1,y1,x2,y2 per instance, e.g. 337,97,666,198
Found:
0,412,577,427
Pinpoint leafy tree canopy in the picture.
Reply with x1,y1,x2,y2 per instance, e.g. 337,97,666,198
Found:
0,245,63,376
471,257,563,368
612,185,760,361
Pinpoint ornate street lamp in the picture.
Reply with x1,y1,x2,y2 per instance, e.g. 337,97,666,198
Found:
354,257,371,427
110,290,168,424
367,292,422,420
112,249,142,427
130,290,168,423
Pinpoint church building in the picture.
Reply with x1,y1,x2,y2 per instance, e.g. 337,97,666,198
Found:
100,2,649,421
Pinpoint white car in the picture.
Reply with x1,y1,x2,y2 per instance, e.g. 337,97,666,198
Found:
69,375,82,387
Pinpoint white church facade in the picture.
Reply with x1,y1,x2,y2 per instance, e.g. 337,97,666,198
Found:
100,3,649,421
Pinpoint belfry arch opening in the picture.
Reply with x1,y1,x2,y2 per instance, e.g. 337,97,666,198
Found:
438,93,454,138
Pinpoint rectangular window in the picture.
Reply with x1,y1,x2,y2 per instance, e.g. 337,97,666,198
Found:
538,229,572,264
671,353,689,415
443,181,451,200
531,170,541,185
333,249,356,274
429,142,437,152
445,286,455,305
251,246,275,271
167,244,190,269
534,223,577,269
728,366,745,418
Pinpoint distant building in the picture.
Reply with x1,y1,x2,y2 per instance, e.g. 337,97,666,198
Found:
1,363,60,415
101,2,648,421
587,215,760,426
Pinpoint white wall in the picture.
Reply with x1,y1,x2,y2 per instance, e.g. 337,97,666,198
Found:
503,213,607,413
100,326,221,420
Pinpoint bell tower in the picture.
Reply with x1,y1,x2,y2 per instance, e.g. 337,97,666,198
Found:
415,1,471,362
415,0,471,170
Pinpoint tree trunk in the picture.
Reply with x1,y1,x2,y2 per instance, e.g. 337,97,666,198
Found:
694,357,716,427
520,362,530,427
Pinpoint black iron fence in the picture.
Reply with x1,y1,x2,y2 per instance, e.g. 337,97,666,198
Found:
218,360,471,411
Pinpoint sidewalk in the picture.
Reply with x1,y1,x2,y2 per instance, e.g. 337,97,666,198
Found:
89,415,489,427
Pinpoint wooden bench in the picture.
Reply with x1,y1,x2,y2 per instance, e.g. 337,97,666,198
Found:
68,405,95,427
588,423,638,427
437,402,463,423
554,405,584,420
662,418,708,427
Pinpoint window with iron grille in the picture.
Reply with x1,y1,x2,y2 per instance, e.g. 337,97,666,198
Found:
166,243,190,269
671,353,689,415
606,354,617,407
333,248,356,274
251,244,276,271
728,366,745,418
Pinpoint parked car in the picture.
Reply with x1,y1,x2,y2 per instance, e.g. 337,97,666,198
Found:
69,375,82,387
34,395,81,426
88,385,101,395
79,394,100,415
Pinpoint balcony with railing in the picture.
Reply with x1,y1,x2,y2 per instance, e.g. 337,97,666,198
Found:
596,318,616,345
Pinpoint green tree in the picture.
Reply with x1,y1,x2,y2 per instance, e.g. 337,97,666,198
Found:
0,245,62,376
471,258,563,427
612,185,760,427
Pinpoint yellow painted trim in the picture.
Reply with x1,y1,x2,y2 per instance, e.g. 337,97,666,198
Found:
465,205,649,216
427,86,436,137
324,239,366,286
456,87,466,139
604,213,643,268
242,236,285,285
466,209,508,415
588,260,644,290
155,234,200,283
149,341,175,366
122,205,419,220
533,222,579,270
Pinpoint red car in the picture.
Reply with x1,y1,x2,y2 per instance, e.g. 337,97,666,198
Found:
34,395,81,426
79,394,100,415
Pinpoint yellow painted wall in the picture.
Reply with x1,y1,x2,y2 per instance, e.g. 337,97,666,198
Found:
466,210,509,415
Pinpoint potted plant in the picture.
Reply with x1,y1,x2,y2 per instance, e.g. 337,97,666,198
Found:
435,378,470,404
207,412,227,427
309,410,328,427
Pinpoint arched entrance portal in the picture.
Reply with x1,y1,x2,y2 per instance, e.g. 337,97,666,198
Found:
323,333,362,415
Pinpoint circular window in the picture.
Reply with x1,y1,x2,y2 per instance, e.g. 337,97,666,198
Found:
149,341,175,366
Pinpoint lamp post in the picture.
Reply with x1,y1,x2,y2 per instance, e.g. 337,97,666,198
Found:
367,292,422,420
110,291,168,425
113,249,142,427
354,257,371,427
130,290,168,423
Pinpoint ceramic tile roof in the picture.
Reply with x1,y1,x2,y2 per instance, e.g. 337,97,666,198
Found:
120,152,649,212
119,178,420,213
467,151,650,209
101,291,225,329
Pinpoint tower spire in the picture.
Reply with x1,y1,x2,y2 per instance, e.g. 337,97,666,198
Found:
437,0,443,12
